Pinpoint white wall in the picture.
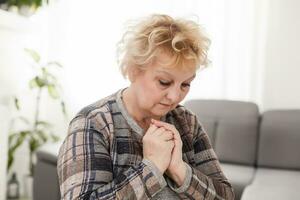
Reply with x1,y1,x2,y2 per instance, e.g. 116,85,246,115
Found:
262,0,300,111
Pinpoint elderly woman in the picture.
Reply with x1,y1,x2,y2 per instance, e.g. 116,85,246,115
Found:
57,14,235,199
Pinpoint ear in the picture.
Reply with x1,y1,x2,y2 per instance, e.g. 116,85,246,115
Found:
128,65,141,83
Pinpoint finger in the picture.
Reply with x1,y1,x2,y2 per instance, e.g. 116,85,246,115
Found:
152,127,166,136
151,120,182,146
151,119,175,131
160,124,181,145
172,132,182,145
166,140,175,149
145,123,158,135
151,118,169,128
152,119,179,138
160,131,174,141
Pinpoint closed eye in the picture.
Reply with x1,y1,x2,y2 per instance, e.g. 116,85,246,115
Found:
159,80,171,86
181,83,191,88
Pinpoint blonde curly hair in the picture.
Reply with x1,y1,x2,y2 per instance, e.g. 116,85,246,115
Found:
117,14,210,78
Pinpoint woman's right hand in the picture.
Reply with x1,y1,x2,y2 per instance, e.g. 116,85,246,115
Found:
142,123,174,174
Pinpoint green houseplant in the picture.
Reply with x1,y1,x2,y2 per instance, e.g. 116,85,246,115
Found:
0,0,52,16
7,48,67,176
4,0,46,8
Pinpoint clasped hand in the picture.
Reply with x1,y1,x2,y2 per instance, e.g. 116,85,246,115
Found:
142,119,187,186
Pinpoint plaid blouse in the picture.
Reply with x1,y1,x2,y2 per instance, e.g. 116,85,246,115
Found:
57,89,235,199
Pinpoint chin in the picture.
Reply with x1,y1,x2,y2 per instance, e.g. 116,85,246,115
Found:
152,110,169,117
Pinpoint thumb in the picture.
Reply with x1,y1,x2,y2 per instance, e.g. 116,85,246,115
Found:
145,123,157,135
151,118,166,128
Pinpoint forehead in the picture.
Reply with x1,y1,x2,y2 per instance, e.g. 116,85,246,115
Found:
147,53,196,79
153,67,196,82
156,52,196,68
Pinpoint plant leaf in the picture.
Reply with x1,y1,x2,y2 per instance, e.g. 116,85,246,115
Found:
7,152,14,172
7,130,30,171
24,48,40,63
29,76,47,88
36,121,52,128
41,67,47,75
61,101,67,116
29,135,41,153
35,76,47,88
36,130,48,143
50,133,60,142
46,61,63,68
14,97,20,110
45,72,58,83
16,116,30,125
8,132,19,146
29,77,38,89
9,131,30,150
47,84,59,99
35,0,42,7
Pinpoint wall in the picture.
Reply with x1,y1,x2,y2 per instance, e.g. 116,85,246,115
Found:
262,0,300,111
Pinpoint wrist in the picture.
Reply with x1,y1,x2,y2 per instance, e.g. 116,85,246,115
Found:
168,162,187,187
142,159,167,189
144,157,166,174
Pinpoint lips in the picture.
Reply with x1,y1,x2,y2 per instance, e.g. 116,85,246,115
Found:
159,103,171,107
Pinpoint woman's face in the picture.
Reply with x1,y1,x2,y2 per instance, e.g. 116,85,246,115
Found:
130,54,196,119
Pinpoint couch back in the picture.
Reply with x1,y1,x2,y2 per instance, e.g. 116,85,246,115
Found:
184,99,260,166
257,110,300,170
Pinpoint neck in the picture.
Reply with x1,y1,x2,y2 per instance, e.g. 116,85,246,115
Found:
122,87,158,129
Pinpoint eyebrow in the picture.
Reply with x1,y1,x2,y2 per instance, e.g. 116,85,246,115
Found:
156,70,196,82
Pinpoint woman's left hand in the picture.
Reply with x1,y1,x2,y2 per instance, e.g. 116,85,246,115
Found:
151,119,187,187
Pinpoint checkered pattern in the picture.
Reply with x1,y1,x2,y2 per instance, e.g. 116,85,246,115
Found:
57,89,235,199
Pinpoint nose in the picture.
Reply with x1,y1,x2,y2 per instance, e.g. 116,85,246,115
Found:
166,86,182,103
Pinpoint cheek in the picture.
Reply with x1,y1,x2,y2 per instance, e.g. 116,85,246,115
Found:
173,89,190,106
145,81,165,99
146,90,165,105
137,84,162,106
181,90,190,100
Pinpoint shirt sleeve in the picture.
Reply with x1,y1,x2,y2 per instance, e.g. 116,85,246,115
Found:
167,113,235,200
57,114,166,200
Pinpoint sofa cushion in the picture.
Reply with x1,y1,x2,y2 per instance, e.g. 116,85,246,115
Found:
184,100,259,165
197,118,217,147
241,168,300,200
257,110,300,170
215,119,258,165
221,163,255,200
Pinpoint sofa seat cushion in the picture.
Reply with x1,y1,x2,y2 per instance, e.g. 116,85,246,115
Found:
241,168,300,200
221,163,255,200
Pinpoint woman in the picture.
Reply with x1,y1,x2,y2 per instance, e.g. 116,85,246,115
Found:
57,14,235,200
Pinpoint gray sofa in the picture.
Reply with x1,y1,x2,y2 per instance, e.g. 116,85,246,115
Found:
33,99,300,200
33,143,61,200
184,100,300,200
